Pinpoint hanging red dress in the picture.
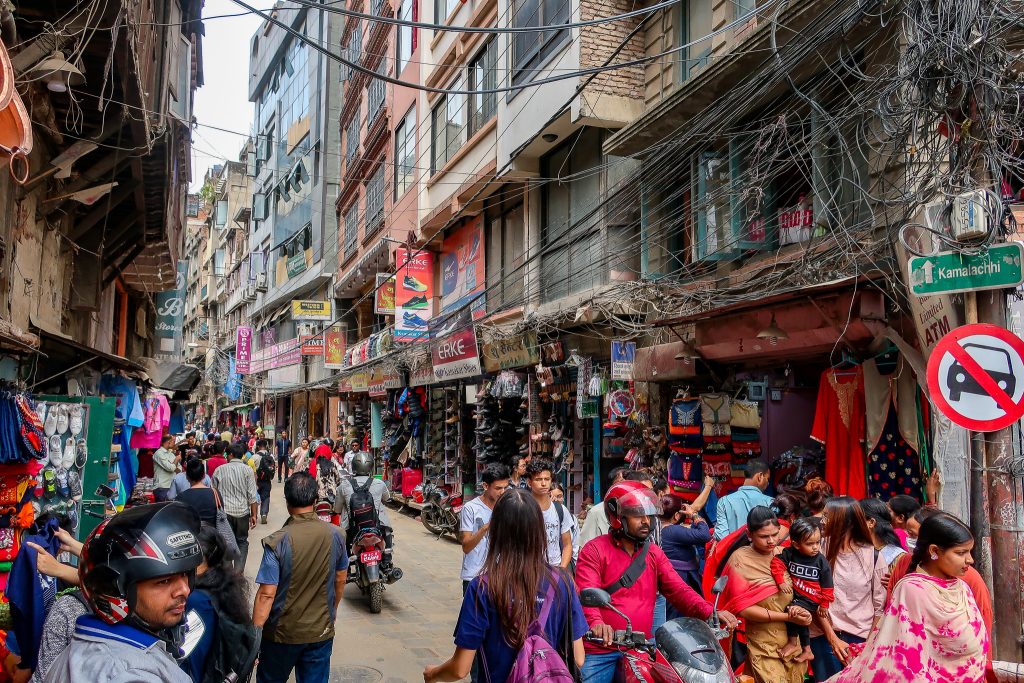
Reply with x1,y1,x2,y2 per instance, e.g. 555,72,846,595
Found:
811,368,867,500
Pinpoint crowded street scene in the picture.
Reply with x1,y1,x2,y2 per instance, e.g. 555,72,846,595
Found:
1,0,1024,681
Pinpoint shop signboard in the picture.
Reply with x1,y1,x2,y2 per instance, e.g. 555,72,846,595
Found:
368,366,402,397
410,362,435,387
432,325,481,382
268,364,301,389
394,248,435,342
374,273,396,315
611,340,636,380
235,326,253,374
286,252,308,278
154,260,188,360
440,216,486,318
324,329,346,369
481,331,539,372
927,323,1024,432
301,335,325,355
251,338,302,372
350,371,369,392
291,300,333,320
338,376,353,393
908,243,1024,296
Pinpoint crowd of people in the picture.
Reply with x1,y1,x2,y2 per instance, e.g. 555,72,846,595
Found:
2,421,993,683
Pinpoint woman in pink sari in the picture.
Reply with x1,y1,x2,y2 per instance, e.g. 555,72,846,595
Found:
828,512,988,682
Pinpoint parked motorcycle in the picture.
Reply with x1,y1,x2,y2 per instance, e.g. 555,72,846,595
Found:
419,478,463,539
580,576,750,683
347,526,403,614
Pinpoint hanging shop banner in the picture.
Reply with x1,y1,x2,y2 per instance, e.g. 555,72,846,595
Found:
432,324,482,382
926,323,1024,432
338,376,353,393
350,371,369,392
251,338,302,372
481,330,539,372
268,364,301,389
301,335,325,355
154,260,188,360
291,300,333,320
236,326,253,374
368,366,402,397
610,340,636,381
375,273,396,315
223,356,242,401
324,329,346,369
394,248,435,342
410,362,435,387
440,216,486,318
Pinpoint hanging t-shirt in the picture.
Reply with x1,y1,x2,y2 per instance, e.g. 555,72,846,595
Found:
169,403,186,435
99,375,145,428
811,368,867,500
7,518,60,670
129,394,170,449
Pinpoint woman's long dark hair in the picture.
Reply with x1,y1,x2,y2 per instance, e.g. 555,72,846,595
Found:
909,512,974,572
481,488,568,648
859,497,903,549
822,496,874,569
196,524,251,624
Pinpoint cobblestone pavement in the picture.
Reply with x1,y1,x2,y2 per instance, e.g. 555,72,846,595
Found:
244,487,466,683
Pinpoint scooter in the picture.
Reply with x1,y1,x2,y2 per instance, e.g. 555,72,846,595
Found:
419,479,463,539
347,526,403,614
580,576,749,683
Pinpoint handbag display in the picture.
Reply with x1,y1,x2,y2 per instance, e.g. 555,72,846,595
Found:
730,400,761,430
213,489,241,558
699,393,731,424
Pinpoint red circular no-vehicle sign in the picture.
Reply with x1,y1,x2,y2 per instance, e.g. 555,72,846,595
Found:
927,323,1024,432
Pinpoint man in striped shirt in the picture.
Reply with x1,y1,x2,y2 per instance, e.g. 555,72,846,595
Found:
212,442,260,569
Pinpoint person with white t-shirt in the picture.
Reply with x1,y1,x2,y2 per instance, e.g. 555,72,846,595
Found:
527,459,573,568
459,463,511,592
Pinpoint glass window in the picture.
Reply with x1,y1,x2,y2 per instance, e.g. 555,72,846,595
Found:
365,164,385,234
680,0,712,81
512,0,569,84
345,117,360,165
397,0,415,75
278,30,310,158
485,191,525,312
435,0,458,23
394,108,416,199
468,39,497,135
343,204,359,259
430,80,465,173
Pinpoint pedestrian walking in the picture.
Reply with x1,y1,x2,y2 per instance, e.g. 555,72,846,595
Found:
206,440,229,475
212,443,259,570
713,460,773,540
254,439,275,524
658,494,711,598
167,450,210,500
275,430,292,482
152,434,179,502
424,488,588,683
548,483,579,565
859,497,908,568
829,512,988,682
525,460,572,569
577,467,628,546
253,472,348,683
290,437,311,474
176,457,218,525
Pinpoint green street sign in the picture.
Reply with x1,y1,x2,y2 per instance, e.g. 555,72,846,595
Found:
908,243,1024,296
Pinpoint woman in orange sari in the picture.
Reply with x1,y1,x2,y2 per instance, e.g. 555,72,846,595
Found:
717,507,810,683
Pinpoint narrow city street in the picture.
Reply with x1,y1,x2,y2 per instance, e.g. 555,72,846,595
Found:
243,490,465,682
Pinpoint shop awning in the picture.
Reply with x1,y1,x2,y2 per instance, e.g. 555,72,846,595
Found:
140,357,202,393
221,402,256,413
33,322,145,375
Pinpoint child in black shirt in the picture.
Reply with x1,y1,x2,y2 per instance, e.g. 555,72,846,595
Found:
771,518,835,662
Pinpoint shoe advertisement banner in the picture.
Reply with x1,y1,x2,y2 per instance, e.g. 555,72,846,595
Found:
439,216,485,318
395,248,435,342
431,315,481,382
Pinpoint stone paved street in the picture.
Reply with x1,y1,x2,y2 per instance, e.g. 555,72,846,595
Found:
242,487,466,682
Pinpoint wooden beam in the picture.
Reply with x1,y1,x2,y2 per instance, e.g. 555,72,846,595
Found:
102,243,146,288
69,181,139,241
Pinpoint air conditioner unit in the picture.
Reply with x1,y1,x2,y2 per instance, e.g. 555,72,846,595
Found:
255,272,268,292
243,285,257,302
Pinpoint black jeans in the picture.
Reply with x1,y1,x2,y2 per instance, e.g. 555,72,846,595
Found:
277,456,289,480
227,513,251,570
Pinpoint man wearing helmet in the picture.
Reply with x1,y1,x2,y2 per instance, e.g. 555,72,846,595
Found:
334,451,394,568
44,502,203,683
575,480,739,683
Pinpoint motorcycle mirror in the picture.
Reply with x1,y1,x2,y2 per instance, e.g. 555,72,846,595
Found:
712,574,728,595
579,588,612,608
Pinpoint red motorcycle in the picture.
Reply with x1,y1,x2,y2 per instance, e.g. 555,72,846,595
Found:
419,478,463,539
580,576,750,683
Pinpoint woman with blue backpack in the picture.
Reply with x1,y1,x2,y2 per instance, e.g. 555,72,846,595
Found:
424,488,588,683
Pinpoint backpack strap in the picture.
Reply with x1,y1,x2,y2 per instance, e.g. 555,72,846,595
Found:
555,503,565,551
603,541,650,595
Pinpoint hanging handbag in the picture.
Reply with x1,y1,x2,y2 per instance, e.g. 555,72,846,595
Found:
730,400,761,430
212,488,241,558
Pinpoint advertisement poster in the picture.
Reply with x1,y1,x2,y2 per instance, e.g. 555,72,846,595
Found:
374,273,396,315
324,329,346,369
301,335,325,355
611,340,636,380
236,326,253,374
431,321,481,383
291,300,332,320
394,248,435,342
154,260,188,360
440,217,485,318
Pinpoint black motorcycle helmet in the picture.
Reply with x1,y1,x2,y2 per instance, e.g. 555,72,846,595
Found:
352,451,372,476
79,502,202,630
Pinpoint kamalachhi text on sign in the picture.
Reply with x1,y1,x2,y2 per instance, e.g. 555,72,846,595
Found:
909,243,1024,296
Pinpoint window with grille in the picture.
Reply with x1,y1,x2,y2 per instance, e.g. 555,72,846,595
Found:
365,164,385,233
367,66,386,126
394,107,416,199
468,39,497,135
345,118,360,165
344,204,359,258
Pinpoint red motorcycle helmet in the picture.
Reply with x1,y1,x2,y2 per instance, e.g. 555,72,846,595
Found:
605,480,662,542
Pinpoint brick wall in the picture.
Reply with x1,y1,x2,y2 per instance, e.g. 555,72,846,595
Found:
579,0,646,100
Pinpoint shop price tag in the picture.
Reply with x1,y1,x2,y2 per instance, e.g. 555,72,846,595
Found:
926,323,1024,431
